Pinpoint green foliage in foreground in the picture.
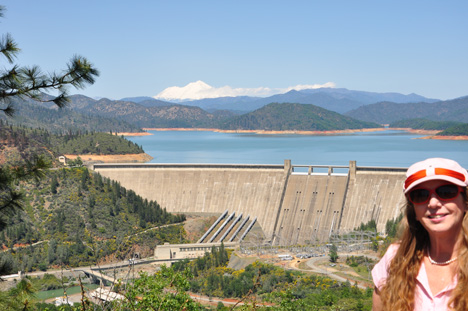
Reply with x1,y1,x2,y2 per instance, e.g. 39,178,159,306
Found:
0,278,37,311
174,243,374,309
121,266,206,310
0,5,99,118
174,247,372,310
140,262,372,310
0,261,373,310
0,265,373,310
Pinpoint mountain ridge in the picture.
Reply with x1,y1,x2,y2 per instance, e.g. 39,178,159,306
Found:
5,88,467,134
346,96,468,124
149,87,439,114
219,102,381,131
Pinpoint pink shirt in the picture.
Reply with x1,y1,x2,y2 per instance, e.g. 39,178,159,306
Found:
372,244,457,311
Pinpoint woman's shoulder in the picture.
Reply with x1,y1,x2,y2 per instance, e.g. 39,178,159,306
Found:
385,243,400,255
377,243,400,265
374,244,400,269
372,243,400,288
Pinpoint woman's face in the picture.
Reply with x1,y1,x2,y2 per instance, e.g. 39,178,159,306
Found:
410,180,467,238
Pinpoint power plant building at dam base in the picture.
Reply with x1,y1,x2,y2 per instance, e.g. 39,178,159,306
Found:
92,160,407,245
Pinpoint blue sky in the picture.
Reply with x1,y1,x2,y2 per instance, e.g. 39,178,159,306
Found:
2,0,467,100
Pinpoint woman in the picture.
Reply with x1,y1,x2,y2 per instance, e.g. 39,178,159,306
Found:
372,158,468,311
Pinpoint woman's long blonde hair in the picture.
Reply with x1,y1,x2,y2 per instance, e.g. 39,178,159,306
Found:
380,188,468,311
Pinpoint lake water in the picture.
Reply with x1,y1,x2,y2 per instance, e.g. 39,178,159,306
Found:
37,284,99,300
126,130,468,168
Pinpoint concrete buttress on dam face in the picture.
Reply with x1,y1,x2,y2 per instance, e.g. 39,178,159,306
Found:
93,162,407,245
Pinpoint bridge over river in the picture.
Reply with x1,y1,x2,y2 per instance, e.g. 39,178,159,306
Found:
93,160,406,245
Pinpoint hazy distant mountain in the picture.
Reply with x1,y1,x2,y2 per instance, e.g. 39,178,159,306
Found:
65,95,383,130
179,88,439,114
345,96,468,124
4,89,457,134
120,96,175,107
180,96,258,113
69,97,226,128
299,88,438,105
120,96,154,103
220,102,381,131
246,90,365,113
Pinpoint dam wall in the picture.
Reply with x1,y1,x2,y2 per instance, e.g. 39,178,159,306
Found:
273,172,349,245
92,163,289,240
93,161,407,245
341,165,406,234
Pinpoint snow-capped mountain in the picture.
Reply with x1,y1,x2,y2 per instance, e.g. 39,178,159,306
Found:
153,80,335,101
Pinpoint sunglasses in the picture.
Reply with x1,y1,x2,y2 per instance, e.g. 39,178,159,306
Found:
408,184,463,204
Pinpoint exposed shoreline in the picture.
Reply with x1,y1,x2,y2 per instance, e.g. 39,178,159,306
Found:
115,132,153,137
141,127,388,135
118,127,468,140
418,135,468,140
64,153,153,164
390,128,468,140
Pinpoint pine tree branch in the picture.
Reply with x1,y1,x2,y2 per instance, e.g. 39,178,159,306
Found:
0,33,20,63
0,59,99,113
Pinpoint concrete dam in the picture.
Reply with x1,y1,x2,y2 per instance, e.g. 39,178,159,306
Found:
92,160,406,245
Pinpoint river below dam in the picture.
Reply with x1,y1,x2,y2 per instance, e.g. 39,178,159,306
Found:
126,129,468,168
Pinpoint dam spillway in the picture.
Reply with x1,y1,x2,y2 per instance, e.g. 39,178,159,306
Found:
92,160,407,245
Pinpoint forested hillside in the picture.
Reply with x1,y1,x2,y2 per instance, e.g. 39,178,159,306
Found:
346,96,468,124
0,166,186,273
388,118,468,136
437,124,468,136
0,96,142,134
56,132,144,155
389,119,464,130
4,90,468,135
220,102,381,131
0,123,144,165
0,115,185,275
71,97,229,128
